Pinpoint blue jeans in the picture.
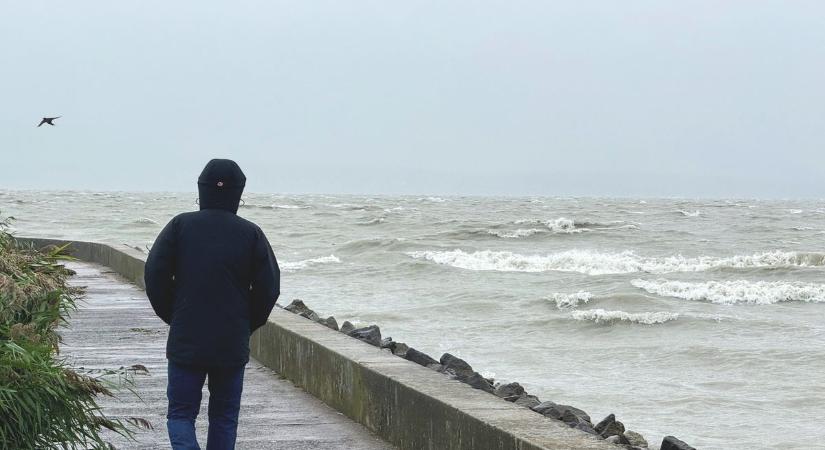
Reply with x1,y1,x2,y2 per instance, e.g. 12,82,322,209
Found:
166,361,246,450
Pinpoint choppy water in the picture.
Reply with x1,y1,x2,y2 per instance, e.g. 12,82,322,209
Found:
3,190,824,449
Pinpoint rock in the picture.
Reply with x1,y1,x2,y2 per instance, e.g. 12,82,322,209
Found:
439,353,475,377
513,394,541,408
594,414,624,439
348,325,381,347
571,422,598,435
340,321,355,334
380,337,394,349
494,382,525,400
299,310,320,322
603,434,630,445
624,430,648,448
532,402,592,427
461,371,494,393
660,436,696,450
321,316,339,331
392,342,409,358
405,348,439,367
285,299,312,315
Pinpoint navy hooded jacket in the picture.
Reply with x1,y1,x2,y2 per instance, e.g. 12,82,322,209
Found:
144,159,280,367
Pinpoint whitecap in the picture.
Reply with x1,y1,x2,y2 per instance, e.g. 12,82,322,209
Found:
272,204,310,209
678,210,701,217
548,291,593,309
281,255,341,272
133,217,158,225
571,309,679,325
406,249,825,275
631,279,825,305
487,228,544,238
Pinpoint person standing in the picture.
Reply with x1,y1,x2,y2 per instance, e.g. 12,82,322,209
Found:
144,159,280,450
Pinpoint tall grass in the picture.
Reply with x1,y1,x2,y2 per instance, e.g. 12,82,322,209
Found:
0,213,147,449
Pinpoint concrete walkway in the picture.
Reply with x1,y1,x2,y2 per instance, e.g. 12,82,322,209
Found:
61,261,393,450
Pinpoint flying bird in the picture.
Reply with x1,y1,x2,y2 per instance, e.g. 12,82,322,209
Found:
37,116,61,127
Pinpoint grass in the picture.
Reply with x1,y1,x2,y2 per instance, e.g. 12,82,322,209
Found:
0,212,148,449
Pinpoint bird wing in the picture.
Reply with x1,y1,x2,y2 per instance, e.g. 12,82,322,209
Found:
37,118,46,127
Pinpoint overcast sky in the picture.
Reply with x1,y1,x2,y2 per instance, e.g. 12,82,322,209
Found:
2,1,823,197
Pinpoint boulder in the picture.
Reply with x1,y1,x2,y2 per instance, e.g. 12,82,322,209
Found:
340,321,355,334
513,394,541,409
299,310,320,322
603,434,630,445
461,371,494,393
624,430,648,448
321,316,339,331
532,402,592,427
571,422,598,435
348,325,381,347
660,436,696,450
494,382,525,400
392,342,409,358
405,348,439,367
439,353,475,377
594,414,624,439
380,337,394,349
285,299,313,315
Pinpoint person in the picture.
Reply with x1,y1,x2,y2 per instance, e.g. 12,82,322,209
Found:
144,159,280,450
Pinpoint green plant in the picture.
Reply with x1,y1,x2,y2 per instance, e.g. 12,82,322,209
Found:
0,212,148,449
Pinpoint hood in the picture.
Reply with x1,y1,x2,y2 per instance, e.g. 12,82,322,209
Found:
197,159,246,214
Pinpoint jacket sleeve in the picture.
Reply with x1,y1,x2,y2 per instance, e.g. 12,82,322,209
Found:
249,228,280,331
144,217,177,325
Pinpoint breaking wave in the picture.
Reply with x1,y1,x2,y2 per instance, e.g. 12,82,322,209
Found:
631,279,825,305
281,255,341,272
571,309,679,325
406,249,825,275
548,291,593,309
678,210,701,217
133,217,158,225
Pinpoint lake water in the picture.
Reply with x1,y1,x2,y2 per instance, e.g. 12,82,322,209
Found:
3,190,824,449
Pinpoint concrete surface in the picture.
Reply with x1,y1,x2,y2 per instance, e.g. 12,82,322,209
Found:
61,261,392,449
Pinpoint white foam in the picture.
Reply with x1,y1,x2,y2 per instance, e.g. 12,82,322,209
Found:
678,210,701,217
631,278,825,305
487,228,543,238
272,204,309,209
281,255,341,272
571,309,679,325
134,217,158,225
406,249,825,275
548,291,593,309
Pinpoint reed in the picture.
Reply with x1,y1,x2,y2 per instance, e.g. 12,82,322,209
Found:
0,213,147,449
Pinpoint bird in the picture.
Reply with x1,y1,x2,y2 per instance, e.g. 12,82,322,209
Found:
37,116,61,127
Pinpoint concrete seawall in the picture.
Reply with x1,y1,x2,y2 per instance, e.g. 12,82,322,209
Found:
15,237,617,450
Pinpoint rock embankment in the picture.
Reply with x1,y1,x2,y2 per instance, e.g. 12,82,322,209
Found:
281,299,696,450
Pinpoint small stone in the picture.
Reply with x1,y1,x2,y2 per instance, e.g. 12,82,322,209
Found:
514,394,541,408
624,430,648,448
660,436,696,450
392,342,409,358
494,382,525,399
405,348,439,367
340,321,355,334
594,414,624,439
321,316,339,331
348,325,381,346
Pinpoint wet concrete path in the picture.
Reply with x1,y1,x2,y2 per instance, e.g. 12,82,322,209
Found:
62,261,393,450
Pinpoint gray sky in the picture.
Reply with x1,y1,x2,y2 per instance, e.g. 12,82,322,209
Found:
2,1,823,197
